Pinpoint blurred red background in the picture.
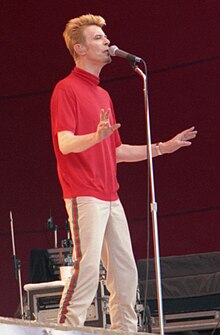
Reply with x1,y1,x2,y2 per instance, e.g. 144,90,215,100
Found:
1,0,220,317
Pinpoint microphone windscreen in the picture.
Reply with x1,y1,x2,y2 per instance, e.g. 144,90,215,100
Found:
109,45,118,57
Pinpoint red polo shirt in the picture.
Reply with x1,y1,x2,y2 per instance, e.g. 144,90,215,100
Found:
50,67,121,201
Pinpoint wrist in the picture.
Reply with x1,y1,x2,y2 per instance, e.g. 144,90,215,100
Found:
155,142,163,156
94,131,102,144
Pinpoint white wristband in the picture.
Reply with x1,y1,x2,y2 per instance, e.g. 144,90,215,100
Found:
155,142,163,155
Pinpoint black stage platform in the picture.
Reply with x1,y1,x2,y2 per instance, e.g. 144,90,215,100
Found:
137,252,220,332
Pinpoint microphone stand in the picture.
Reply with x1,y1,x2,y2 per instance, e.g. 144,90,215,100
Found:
130,61,165,335
10,211,25,319
65,219,71,241
47,215,58,248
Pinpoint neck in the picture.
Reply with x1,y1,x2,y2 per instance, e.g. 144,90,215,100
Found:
75,59,105,77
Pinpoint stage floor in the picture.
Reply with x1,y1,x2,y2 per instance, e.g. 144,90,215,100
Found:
0,316,153,335
1,314,220,334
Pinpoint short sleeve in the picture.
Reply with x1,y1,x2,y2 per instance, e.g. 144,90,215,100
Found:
51,84,77,135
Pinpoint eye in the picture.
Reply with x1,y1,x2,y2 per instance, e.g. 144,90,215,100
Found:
94,34,108,40
95,35,102,39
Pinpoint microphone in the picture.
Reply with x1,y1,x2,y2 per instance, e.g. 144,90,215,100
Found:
109,45,142,63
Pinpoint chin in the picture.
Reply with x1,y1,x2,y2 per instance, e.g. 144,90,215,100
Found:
106,56,112,64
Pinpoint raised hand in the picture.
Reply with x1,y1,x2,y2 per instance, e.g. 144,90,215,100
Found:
96,108,121,142
160,126,198,154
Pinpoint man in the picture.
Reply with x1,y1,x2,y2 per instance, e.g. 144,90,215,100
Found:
50,14,197,332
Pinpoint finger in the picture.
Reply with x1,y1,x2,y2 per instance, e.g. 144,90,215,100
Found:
104,109,110,120
184,131,198,140
182,128,197,139
185,126,196,131
112,123,121,131
188,132,197,139
179,141,192,147
100,108,105,121
181,126,196,135
184,141,192,146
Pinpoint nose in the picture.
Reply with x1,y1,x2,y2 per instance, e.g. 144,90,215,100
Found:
104,36,110,46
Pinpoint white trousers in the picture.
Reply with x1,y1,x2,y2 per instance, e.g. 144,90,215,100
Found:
58,197,138,332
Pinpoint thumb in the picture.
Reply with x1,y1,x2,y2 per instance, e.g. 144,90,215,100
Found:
180,141,192,147
112,123,121,131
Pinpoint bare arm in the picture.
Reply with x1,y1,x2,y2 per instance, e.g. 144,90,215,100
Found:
116,126,197,163
58,109,121,154
116,143,158,163
58,131,98,154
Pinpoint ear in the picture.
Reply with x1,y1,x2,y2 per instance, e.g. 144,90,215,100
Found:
74,43,87,57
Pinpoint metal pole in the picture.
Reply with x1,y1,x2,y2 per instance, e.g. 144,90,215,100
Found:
10,211,25,319
134,64,165,335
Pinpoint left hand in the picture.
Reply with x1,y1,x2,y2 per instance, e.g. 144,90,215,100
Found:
96,108,121,142
160,126,198,154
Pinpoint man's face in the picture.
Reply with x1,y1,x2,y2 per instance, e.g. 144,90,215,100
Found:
82,25,111,65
